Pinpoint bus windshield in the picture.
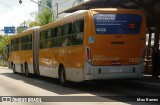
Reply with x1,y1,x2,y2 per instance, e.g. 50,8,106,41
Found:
94,14,142,34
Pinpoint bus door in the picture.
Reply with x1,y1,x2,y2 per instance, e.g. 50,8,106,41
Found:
61,35,72,69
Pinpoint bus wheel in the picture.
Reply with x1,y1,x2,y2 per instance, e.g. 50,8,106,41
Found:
59,66,67,86
13,64,17,74
25,63,30,77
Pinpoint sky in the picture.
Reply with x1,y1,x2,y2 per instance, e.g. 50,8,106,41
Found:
0,0,38,35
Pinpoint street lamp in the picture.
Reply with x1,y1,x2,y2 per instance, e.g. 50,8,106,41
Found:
19,0,22,4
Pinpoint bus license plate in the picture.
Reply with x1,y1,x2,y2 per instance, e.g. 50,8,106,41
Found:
110,69,122,73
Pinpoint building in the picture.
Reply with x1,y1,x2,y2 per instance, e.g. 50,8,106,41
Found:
52,0,89,19
37,0,90,19
38,0,52,14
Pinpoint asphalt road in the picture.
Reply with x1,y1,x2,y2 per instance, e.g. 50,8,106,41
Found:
0,66,160,105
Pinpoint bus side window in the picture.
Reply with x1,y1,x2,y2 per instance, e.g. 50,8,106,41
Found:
46,29,53,48
72,19,84,45
25,36,28,50
40,31,47,49
57,26,62,37
11,38,20,51
53,28,57,37
79,20,84,32
21,35,30,50
62,23,72,46
54,26,63,47
15,38,20,51
20,36,24,50
47,29,53,39
28,34,32,50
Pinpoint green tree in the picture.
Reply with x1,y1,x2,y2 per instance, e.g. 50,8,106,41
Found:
19,9,54,29
17,27,25,33
0,35,8,62
37,8,53,26
29,21,39,28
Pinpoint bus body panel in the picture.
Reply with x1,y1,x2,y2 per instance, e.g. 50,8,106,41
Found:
65,45,85,82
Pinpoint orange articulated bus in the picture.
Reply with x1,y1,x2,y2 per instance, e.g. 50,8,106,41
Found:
8,8,146,86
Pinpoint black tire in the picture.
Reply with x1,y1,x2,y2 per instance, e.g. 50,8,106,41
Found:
25,63,30,77
59,66,67,86
12,64,17,74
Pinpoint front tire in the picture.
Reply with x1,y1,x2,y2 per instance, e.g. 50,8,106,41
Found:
59,66,67,86
12,64,17,74
25,63,30,77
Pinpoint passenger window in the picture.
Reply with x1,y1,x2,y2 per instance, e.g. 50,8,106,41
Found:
54,37,62,47
21,34,32,50
73,19,84,34
63,23,72,35
62,23,72,46
40,31,47,40
72,33,83,45
14,38,19,51
27,35,32,50
57,26,62,37
72,19,84,45
46,29,53,48
40,29,54,49
47,29,53,39
54,26,62,37
53,28,58,37
63,24,68,36
40,31,47,49
53,26,63,47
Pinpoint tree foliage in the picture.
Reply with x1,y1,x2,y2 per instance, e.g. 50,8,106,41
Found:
37,8,53,26
20,9,54,28
29,21,39,28
0,35,8,61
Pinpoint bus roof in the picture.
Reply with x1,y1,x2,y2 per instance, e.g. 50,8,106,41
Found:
9,26,40,40
39,8,144,31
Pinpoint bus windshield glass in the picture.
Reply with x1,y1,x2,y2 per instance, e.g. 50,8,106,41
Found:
94,14,142,34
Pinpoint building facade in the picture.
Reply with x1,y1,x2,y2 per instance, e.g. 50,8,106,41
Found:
38,0,52,14
52,0,89,19
38,0,89,19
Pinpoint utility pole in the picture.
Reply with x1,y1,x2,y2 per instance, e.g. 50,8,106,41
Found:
55,2,58,19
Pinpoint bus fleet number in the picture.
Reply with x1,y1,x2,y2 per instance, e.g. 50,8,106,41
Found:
129,58,140,63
